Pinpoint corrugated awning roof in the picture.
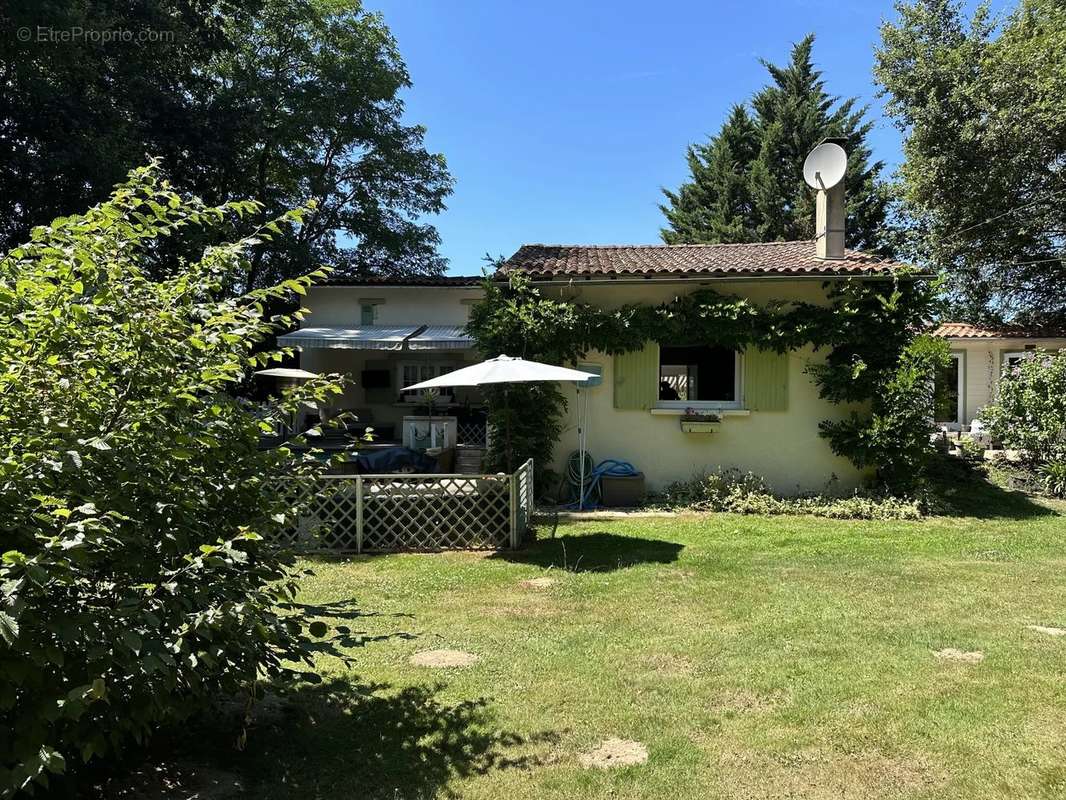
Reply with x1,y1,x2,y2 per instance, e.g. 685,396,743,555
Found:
277,325,474,351
407,325,473,351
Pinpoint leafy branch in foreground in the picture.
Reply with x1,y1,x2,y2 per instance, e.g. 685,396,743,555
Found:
0,162,346,796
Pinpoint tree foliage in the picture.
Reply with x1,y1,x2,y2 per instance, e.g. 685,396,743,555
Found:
0,163,345,795
0,0,452,289
467,272,940,493
661,35,891,252
817,335,950,490
875,0,1066,323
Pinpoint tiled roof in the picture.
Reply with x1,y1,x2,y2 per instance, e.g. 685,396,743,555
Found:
930,321,1066,339
323,275,483,287
496,241,909,279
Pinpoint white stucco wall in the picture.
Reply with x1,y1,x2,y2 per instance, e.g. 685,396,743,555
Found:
295,285,485,429
535,278,871,494
947,338,1066,426
302,285,482,327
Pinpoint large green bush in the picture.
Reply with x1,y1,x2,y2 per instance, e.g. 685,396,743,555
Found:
817,335,950,491
980,350,1066,464
0,164,343,795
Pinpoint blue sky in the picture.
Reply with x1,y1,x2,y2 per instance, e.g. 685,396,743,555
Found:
366,0,999,276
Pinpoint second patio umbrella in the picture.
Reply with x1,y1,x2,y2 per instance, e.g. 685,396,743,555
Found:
404,355,597,504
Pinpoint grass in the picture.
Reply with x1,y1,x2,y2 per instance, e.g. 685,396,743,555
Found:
112,479,1066,799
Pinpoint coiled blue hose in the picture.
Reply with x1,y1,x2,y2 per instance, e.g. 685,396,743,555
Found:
564,450,640,509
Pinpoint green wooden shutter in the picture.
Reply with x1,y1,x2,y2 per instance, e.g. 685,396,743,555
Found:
744,348,788,411
613,342,659,410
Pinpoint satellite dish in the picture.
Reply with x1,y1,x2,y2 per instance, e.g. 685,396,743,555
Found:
803,143,847,190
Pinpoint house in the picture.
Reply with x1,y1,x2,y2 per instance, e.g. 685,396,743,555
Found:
279,237,919,493
277,275,490,468
495,240,909,494
277,143,941,494
929,322,1066,431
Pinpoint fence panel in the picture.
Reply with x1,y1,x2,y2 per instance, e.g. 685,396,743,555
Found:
274,469,526,552
361,473,511,551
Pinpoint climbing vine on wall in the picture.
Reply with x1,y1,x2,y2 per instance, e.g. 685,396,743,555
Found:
467,272,946,493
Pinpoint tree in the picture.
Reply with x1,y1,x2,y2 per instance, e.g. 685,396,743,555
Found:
0,0,452,290
875,0,1066,323
662,36,890,252
0,162,347,794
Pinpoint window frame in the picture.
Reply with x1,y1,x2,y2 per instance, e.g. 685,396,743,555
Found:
1002,350,1031,370
654,349,744,411
933,351,965,427
397,361,457,403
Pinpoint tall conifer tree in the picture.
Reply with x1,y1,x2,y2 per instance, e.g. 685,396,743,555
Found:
662,36,890,252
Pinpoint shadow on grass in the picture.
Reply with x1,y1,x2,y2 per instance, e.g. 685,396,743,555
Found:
927,455,1060,520
239,679,557,800
492,531,683,572
82,679,556,800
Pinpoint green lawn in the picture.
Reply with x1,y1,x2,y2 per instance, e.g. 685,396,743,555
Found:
169,489,1065,799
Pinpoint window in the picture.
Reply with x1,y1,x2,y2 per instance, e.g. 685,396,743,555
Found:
657,345,740,409
1003,350,1032,371
399,362,456,402
360,304,375,326
933,352,963,425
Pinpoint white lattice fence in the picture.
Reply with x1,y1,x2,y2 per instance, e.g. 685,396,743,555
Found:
456,421,488,447
272,466,532,552
512,459,534,545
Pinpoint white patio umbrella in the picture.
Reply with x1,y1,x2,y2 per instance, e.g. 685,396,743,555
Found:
254,367,319,379
254,367,319,437
404,355,597,506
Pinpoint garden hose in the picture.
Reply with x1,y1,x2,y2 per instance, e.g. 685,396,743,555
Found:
563,451,640,509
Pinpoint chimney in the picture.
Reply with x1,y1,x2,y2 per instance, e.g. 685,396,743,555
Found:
811,137,847,260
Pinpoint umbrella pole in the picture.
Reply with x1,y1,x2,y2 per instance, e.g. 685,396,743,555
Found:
504,385,513,473
579,387,586,510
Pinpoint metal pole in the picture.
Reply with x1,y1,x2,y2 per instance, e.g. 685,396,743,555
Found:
577,385,585,510
509,469,519,549
355,476,364,554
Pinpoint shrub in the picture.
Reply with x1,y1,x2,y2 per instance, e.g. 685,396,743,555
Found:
1040,461,1066,498
980,349,1066,463
653,469,925,520
0,163,344,795
818,335,950,492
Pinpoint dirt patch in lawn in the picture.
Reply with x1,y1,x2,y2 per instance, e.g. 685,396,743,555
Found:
718,748,940,798
519,576,558,589
578,738,649,769
1027,624,1066,637
409,649,479,668
935,648,985,664
642,652,696,677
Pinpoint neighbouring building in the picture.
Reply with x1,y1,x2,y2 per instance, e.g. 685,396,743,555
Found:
929,322,1066,431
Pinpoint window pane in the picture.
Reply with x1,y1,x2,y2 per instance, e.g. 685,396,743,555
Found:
933,358,959,423
659,345,735,402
